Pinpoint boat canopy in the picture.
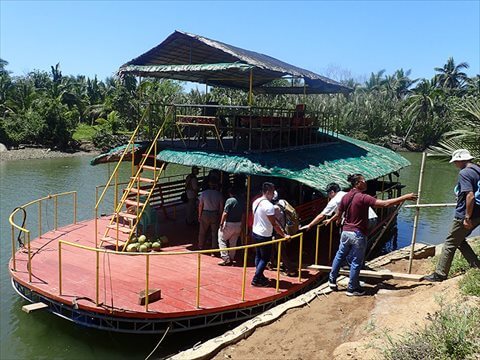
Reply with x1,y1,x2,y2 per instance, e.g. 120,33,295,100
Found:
155,133,410,191
118,30,351,94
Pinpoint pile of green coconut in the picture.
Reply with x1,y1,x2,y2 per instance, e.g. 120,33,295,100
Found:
125,234,168,252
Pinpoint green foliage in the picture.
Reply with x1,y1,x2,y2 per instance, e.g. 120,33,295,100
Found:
0,57,477,152
384,301,480,360
459,268,480,297
72,123,97,141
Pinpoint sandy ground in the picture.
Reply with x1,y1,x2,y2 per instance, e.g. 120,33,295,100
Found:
0,147,99,162
214,246,478,360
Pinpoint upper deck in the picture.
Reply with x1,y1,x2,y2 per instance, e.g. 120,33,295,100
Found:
162,103,339,153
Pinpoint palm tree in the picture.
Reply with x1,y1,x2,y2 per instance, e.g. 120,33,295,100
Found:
429,96,480,158
403,79,440,145
434,57,469,90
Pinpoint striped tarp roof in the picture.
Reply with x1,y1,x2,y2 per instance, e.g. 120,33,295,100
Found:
119,31,351,94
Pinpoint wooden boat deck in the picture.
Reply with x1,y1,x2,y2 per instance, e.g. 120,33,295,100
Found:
10,209,319,319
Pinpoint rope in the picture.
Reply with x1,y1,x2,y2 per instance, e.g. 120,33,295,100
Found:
145,326,170,360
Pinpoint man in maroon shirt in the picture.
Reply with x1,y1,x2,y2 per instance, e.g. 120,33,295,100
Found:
327,174,417,296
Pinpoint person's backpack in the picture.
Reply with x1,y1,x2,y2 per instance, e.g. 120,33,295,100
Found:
277,200,299,235
471,165,480,206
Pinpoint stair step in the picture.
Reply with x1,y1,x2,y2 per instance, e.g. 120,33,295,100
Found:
124,187,150,195
142,165,162,171
107,224,132,234
116,211,138,220
101,236,128,244
124,199,146,207
131,176,156,184
141,154,157,159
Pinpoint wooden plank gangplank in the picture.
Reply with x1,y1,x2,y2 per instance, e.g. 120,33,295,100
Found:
22,302,48,313
308,265,425,282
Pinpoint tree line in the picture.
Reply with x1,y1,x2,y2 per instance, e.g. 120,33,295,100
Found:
0,57,478,154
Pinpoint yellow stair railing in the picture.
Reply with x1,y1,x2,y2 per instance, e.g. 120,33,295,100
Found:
100,118,168,251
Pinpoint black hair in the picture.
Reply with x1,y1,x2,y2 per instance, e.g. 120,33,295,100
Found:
347,174,364,187
262,182,275,194
325,182,341,193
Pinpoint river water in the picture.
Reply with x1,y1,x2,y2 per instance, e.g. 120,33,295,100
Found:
0,152,478,360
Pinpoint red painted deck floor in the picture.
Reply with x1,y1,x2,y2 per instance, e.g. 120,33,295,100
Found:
10,209,319,319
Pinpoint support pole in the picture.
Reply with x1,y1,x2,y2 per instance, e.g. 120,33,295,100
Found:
245,176,251,244
408,152,426,273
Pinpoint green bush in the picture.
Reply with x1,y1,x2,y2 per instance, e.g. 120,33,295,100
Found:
459,268,480,297
384,302,480,359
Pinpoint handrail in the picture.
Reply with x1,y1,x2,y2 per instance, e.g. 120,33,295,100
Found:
58,232,306,311
8,191,77,281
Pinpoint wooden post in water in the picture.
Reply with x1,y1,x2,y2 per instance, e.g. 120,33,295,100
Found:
408,152,426,273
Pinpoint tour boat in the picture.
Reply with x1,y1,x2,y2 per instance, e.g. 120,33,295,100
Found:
8,31,409,334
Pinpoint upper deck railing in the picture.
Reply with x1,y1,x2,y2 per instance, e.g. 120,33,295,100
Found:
164,103,339,153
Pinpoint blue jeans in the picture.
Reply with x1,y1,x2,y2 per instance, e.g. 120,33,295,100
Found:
329,231,367,292
253,233,272,281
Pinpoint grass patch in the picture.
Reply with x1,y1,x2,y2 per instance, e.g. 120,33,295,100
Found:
432,239,480,277
459,268,480,297
73,123,98,141
383,301,480,360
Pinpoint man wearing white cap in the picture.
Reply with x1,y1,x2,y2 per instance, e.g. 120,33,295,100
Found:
425,149,480,282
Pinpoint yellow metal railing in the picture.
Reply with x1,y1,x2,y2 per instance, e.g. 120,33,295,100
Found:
100,115,169,250
9,191,77,282
58,232,309,312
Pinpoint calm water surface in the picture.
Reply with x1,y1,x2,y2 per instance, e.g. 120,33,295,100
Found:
1,152,478,360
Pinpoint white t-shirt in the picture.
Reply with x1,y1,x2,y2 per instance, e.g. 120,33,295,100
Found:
320,191,347,216
252,197,275,237
320,190,377,219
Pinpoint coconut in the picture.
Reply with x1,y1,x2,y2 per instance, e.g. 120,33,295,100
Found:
152,242,161,251
144,242,152,250
138,235,147,244
138,244,148,252
126,243,138,252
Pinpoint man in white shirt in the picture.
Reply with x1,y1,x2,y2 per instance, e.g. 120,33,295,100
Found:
302,183,346,231
251,182,290,287
301,183,377,231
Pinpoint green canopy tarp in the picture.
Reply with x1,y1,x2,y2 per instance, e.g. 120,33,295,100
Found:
155,134,410,191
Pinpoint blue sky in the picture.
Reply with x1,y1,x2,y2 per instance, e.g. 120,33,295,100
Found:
1,0,479,84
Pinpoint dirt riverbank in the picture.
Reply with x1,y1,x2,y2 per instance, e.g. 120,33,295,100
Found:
0,147,99,162
212,239,479,360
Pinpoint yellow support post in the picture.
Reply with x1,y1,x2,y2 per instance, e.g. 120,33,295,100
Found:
315,224,320,265
276,239,282,293
11,224,16,270
196,253,201,308
241,248,248,301
58,241,62,295
27,232,31,283
73,192,77,224
96,252,100,305
95,207,98,249
38,201,42,238
298,233,303,282
245,176,251,244
145,254,150,312
54,195,58,230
